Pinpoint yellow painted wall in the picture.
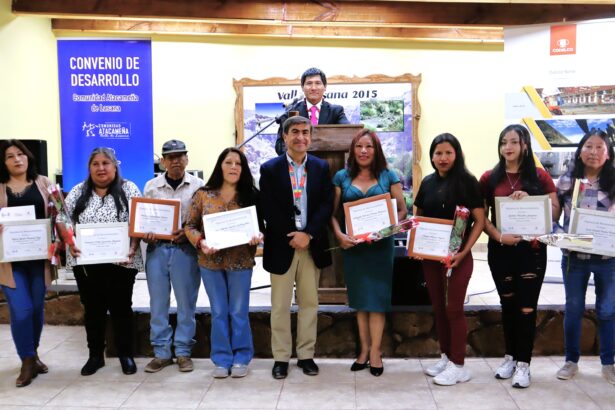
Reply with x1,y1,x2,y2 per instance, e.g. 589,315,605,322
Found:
1,0,505,187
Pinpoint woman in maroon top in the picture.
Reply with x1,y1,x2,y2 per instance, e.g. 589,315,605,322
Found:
479,124,559,388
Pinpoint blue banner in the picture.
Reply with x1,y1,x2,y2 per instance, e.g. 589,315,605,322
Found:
57,39,153,191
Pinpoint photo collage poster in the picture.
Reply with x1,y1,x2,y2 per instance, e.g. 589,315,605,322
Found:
504,21,615,180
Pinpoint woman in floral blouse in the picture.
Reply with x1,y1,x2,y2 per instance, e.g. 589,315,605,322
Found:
66,147,143,377
185,147,263,379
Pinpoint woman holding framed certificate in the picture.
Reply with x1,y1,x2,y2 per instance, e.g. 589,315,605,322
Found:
553,130,615,385
479,124,558,388
330,130,406,376
65,147,143,377
185,148,263,379
0,140,55,387
413,133,484,386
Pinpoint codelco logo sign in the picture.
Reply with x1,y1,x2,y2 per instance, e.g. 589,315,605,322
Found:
550,24,576,56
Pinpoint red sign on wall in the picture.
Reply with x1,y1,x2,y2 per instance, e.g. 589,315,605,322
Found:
550,24,576,56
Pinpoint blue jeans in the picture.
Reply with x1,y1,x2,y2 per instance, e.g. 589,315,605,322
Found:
200,267,253,368
562,255,615,365
146,242,200,358
1,260,46,359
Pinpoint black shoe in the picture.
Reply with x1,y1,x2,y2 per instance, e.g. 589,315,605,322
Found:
370,364,384,377
119,357,137,375
272,361,289,379
297,359,319,376
350,360,369,371
81,356,105,376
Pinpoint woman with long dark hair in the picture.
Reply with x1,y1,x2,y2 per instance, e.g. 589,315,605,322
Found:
554,130,615,384
330,129,406,376
0,140,54,387
65,147,143,376
413,133,484,386
479,124,558,388
185,147,263,378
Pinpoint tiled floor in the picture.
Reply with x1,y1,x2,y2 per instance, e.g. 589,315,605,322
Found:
11,246,607,408
0,325,613,409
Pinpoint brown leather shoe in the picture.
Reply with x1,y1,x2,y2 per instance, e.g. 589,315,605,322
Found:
35,354,48,374
16,357,38,388
177,356,194,372
144,357,174,373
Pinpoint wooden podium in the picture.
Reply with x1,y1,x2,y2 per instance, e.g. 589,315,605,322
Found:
309,124,364,304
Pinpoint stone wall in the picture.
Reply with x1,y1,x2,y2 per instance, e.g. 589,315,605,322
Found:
0,290,598,358
111,309,598,358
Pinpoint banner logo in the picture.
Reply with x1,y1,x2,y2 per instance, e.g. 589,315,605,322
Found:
550,24,576,56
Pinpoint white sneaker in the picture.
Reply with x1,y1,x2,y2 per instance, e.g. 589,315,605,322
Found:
556,361,578,380
433,361,471,386
425,353,449,377
231,364,249,378
494,354,516,379
602,364,615,385
512,361,531,388
212,366,229,378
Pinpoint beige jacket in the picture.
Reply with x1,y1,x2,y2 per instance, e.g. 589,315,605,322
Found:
0,175,54,288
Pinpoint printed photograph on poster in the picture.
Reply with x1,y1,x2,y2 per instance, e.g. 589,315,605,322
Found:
359,100,404,132
535,150,575,178
534,118,615,146
535,86,615,116
234,74,420,211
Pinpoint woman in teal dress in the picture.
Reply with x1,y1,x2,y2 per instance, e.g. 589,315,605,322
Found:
331,129,406,376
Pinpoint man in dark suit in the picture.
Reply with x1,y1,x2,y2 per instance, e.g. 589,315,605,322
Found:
275,67,349,155
260,116,334,379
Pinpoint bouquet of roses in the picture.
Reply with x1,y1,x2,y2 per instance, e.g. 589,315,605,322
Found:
353,217,420,244
521,233,593,250
443,206,470,278
47,184,75,265
328,217,419,251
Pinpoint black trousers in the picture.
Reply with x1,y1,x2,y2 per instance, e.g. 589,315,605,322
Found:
73,263,137,357
487,240,546,363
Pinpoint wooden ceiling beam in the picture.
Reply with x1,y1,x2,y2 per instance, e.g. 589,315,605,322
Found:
13,0,615,26
51,19,503,43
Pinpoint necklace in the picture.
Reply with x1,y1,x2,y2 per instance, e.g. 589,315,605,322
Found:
506,172,521,190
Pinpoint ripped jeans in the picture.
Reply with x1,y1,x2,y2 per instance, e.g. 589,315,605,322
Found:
488,240,546,363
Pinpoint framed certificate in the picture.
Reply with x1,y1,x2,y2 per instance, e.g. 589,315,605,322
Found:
76,222,130,265
129,197,181,240
343,193,395,237
0,219,51,262
407,216,453,261
495,195,552,236
203,206,259,250
569,208,615,257
0,205,36,222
